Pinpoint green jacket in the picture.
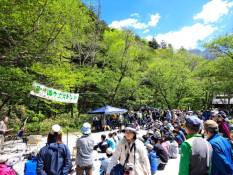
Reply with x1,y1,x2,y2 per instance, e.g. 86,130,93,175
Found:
179,134,212,175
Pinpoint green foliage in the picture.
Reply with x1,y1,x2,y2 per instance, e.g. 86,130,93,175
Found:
1,0,232,133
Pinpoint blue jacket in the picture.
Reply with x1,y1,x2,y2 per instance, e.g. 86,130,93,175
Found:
37,143,71,175
24,158,37,175
148,150,157,173
208,134,233,175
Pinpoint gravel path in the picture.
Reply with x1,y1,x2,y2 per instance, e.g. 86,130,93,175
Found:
3,129,180,175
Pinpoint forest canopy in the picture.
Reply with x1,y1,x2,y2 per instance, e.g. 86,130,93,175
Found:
0,0,232,130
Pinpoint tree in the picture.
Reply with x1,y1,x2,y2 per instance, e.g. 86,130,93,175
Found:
149,38,160,49
204,33,233,59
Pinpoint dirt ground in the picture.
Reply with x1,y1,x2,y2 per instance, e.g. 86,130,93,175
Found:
3,129,180,175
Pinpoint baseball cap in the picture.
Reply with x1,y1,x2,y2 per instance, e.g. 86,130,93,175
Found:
185,116,201,131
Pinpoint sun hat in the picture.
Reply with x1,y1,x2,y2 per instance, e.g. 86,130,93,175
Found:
218,111,226,119
0,155,8,163
106,148,114,155
122,123,138,134
50,124,62,135
81,123,91,134
185,116,201,131
148,130,154,135
146,144,154,151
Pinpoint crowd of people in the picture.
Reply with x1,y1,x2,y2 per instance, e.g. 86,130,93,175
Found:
0,108,232,175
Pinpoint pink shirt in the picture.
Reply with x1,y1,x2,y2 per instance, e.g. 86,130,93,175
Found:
161,142,169,155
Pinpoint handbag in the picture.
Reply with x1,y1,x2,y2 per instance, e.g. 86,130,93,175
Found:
110,143,135,175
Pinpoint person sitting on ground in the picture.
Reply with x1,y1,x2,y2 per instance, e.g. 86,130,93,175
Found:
0,155,15,175
99,148,114,175
146,144,157,175
174,126,186,142
204,120,233,175
151,136,168,170
24,150,37,175
116,130,123,142
172,130,183,146
106,133,115,149
162,126,169,137
134,122,140,131
93,134,109,153
140,135,150,146
112,132,119,146
147,130,154,143
158,137,169,156
179,116,213,175
166,135,179,159
37,124,71,175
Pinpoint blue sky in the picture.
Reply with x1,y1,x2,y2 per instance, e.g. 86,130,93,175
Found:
99,0,233,49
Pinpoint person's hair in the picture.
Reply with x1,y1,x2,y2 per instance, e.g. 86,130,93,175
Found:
204,124,219,135
151,136,159,144
142,135,148,142
164,135,173,141
101,134,106,140
186,125,200,133
108,133,113,138
112,132,117,136
173,130,179,134
205,127,218,134
106,153,113,158
0,159,8,164
47,132,62,145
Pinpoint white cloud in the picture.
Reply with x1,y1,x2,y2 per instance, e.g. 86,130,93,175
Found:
145,35,153,41
109,18,148,29
143,29,150,34
154,23,218,49
130,13,140,18
148,13,160,26
194,0,233,23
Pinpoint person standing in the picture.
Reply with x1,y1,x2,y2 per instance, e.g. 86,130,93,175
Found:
218,112,232,140
76,123,94,175
137,110,142,126
179,116,212,175
204,120,233,175
0,117,11,151
37,124,71,175
106,124,151,175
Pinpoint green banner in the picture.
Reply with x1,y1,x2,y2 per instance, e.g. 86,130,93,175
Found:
30,82,79,103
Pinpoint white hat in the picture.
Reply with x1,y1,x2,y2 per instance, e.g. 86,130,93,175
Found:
0,155,8,163
146,144,154,151
106,148,114,155
81,123,91,134
50,124,62,135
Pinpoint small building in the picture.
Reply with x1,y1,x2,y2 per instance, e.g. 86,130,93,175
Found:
212,94,233,109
